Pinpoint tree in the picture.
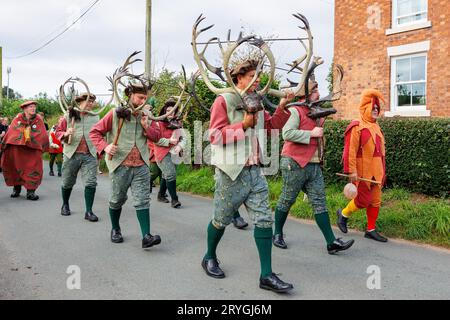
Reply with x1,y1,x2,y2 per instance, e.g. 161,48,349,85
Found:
2,86,22,99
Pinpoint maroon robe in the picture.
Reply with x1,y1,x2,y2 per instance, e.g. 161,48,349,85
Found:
1,113,49,189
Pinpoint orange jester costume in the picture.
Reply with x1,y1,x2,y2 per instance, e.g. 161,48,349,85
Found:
337,89,388,242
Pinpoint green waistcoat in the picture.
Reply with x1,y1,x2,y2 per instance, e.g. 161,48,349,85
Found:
105,111,150,173
63,113,99,159
210,93,265,181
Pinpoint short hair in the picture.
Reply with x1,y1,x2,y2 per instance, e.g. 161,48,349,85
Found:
159,99,177,116
230,59,259,85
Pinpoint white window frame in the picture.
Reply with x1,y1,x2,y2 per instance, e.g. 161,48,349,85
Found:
386,0,431,35
386,41,430,117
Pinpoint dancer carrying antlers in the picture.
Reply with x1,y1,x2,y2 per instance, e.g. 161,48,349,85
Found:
90,52,177,249
192,14,305,293
57,84,105,222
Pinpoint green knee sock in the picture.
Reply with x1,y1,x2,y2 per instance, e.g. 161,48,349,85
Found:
57,163,62,174
233,211,241,219
136,209,150,238
274,208,289,236
314,212,336,245
61,187,72,206
204,221,225,260
84,187,96,212
109,207,122,230
166,180,178,201
254,227,273,278
159,178,167,197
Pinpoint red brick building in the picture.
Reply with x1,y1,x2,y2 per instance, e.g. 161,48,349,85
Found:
334,0,449,119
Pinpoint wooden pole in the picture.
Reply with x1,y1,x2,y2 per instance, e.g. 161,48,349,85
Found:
335,173,382,185
145,0,152,78
67,117,75,145
108,117,124,160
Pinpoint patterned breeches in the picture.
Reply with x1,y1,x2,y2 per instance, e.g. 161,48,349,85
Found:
61,153,97,189
212,166,273,229
157,154,176,182
109,165,151,210
276,157,327,215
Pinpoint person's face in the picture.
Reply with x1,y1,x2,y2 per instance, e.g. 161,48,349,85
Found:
131,93,148,107
371,108,379,120
237,69,260,92
24,104,37,117
309,87,320,102
80,99,95,111
166,106,175,120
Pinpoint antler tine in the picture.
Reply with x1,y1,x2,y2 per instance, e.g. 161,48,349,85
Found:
199,37,226,81
58,84,69,113
122,51,142,69
190,70,211,112
293,13,310,30
192,14,235,95
321,63,344,102
290,13,314,98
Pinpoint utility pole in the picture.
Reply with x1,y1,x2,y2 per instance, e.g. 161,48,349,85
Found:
6,67,11,99
145,0,152,79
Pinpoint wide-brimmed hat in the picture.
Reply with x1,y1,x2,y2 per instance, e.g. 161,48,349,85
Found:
20,100,37,109
75,92,97,103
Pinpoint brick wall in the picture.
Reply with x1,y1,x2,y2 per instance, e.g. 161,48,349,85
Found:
333,0,449,119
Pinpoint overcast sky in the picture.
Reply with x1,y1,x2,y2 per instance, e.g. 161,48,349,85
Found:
0,0,335,101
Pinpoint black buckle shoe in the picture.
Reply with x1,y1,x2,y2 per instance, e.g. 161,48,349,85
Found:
10,186,21,198
336,209,348,233
232,217,248,229
171,200,181,208
85,211,99,222
142,234,161,248
327,238,355,255
273,234,287,249
259,273,293,293
26,190,39,201
201,258,225,279
49,170,55,176
157,195,170,203
61,204,71,216
58,172,62,177
364,230,388,242
111,229,123,243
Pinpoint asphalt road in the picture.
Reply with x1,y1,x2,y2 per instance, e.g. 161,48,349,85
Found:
0,165,449,300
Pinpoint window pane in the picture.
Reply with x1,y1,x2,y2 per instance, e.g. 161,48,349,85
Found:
397,0,426,16
411,56,426,81
396,58,410,82
397,84,412,106
412,83,426,105
398,12,427,25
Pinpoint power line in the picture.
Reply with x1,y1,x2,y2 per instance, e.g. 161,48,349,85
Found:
5,0,101,59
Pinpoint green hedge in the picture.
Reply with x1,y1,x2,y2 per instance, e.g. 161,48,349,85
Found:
322,118,450,197
0,98,62,119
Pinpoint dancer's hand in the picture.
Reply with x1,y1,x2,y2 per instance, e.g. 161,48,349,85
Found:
140,114,149,129
279,90,295,110
348,172,358,183
64,128,74,137
104,143,118,156
310,127,323,138
242,112,257,130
